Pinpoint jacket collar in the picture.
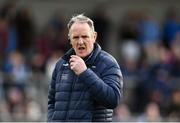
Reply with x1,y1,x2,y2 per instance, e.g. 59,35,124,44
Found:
62,43,101,66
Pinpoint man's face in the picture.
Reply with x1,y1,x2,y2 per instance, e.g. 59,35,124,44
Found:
69,22,97,58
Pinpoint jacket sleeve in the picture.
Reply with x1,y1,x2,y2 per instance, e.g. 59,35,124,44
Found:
47,64,57,121
78,64,123,109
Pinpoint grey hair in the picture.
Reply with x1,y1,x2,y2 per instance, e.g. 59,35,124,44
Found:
67,14,95,32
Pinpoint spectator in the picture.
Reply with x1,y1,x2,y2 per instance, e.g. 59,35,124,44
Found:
162,7,180,47
91,4,111,50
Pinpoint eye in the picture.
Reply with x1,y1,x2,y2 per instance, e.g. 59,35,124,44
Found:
82,35,89,39
73,36,79,40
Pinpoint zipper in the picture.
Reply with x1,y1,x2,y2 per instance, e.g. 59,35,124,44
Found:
65,72,78,121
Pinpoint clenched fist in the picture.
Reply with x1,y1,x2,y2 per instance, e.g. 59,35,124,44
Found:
69,55,87,75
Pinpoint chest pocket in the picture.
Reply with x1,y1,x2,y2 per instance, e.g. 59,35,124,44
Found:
56,64,74,83
90,65,101,77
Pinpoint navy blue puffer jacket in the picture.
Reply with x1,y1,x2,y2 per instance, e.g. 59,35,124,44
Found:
48,43,123,122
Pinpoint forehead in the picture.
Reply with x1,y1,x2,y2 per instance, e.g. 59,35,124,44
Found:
69,22,92,33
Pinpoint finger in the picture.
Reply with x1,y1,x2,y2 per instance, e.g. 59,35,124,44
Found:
70,65,74,69
70,62,75,69
71,55,80,59
70,59,75,65
69,57,76,63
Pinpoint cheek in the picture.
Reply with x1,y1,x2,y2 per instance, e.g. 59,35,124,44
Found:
87,42,94,50
70,41,76,47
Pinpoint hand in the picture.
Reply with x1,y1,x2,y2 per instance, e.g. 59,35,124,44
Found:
69,55,87,75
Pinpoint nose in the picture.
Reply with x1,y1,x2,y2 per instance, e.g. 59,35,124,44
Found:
77,38,84,44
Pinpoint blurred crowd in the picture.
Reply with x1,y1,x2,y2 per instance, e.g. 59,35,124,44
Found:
0,0,180,122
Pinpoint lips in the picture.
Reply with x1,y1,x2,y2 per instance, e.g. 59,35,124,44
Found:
77,45,86,50
78,47,85,50
76,46,86,56
77,47,86,55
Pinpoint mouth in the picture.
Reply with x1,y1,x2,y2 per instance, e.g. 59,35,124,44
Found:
78,47,85,51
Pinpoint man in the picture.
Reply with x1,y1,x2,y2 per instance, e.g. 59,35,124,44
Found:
48,14,123,122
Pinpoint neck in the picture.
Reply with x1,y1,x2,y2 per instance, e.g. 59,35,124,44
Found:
83,50,94,62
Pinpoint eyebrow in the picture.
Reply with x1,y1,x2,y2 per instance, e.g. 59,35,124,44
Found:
72,35,89,39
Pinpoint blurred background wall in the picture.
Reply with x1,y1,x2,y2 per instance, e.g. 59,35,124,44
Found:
0,0,179,27
0,0,180,122
1,0,179,55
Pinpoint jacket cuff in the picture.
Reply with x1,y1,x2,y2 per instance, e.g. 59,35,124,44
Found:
78,68,93,83
78,68,102,90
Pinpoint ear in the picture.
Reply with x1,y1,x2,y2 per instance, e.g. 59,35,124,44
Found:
93,31,97,43
68,33,72,45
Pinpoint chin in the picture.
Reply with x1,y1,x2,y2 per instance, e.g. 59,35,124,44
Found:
79,55,86,58
77,54,87,58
